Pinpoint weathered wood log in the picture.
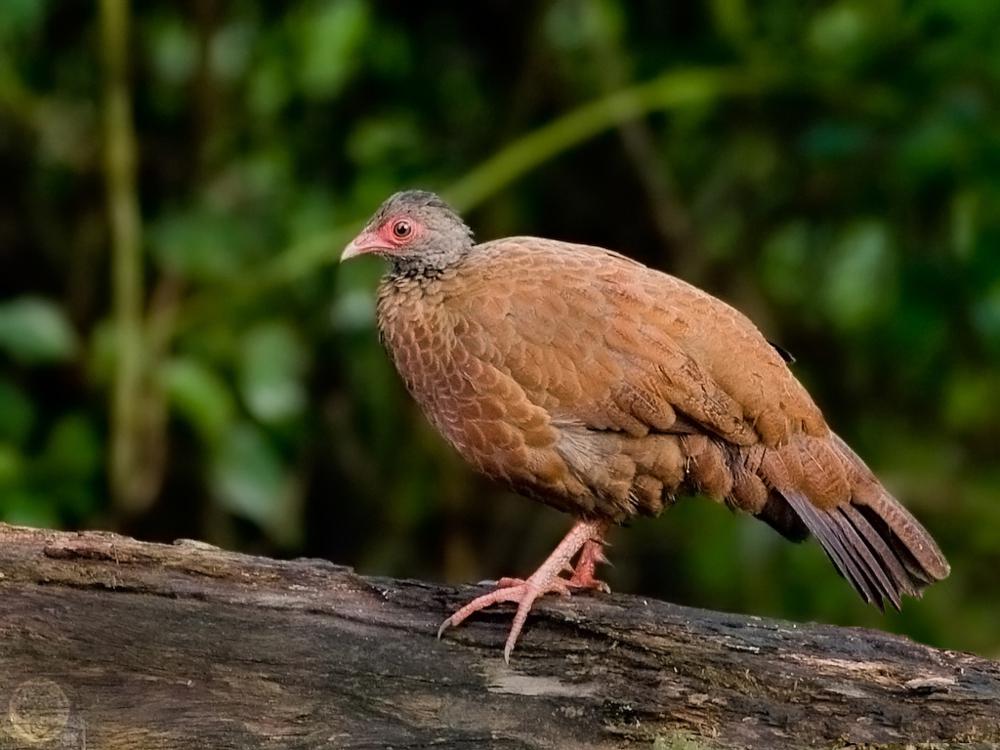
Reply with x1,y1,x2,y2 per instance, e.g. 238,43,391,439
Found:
0,523,996,749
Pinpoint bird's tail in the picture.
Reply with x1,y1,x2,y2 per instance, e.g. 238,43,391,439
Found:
758,433,950,610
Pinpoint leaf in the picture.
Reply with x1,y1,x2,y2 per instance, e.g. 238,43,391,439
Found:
760,222,811,306
148,209,255,282
247,55,292,117
822,220,895,332
0,488,60,529
346,115,422,168
239,322,308,423
148,15,197,85
38,413,101,481
0,0,47,45
800,121,871,161
806,1,874,60
972,282,1000,354
0,378,35,444
296,0,370,99
0,297,78,365
210,422,301,546
162,357,236,445
35,413,102,519
330,287,375,331
210,22,254,82
0,443,25,488
944,369,1000,433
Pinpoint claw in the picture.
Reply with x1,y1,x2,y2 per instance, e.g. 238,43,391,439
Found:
437,519,611,660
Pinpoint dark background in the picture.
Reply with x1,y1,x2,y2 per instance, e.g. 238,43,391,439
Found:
1,1,998,655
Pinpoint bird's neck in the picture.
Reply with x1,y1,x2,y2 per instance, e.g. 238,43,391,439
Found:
376,261,460,337
375,263,467,427
386,237,473,280
385,258,449,282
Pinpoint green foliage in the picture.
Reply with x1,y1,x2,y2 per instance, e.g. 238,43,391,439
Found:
1,1,998,656
211,420,302,548
0,297,78,365
162,357,235,443
239,322,308,424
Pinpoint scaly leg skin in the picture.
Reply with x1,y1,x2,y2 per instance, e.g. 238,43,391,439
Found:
567,538,611,592
437,519,610,662
494,538,610,593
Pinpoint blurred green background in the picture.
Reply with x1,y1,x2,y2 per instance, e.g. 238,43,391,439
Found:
1,0,998,656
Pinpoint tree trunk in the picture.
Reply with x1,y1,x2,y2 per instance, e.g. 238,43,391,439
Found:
0,523,996,749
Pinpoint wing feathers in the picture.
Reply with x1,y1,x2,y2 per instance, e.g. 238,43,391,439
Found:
839,504,915,598
765,433,948,609
782,490,883,607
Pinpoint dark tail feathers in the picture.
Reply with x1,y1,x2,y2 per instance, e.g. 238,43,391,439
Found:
764,434,949,611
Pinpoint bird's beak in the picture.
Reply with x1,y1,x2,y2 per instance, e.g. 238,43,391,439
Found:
341,230,388,262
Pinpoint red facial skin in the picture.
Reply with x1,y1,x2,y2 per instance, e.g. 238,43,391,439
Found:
342,215,425,260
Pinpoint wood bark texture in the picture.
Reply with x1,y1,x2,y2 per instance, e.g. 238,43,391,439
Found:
0,523,996,750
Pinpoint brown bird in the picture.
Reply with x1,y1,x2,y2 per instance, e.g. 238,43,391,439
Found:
342,190,950,661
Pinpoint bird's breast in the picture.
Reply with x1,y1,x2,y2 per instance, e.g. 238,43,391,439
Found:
377,277,486,449
378,278,458,398
375,278,572,490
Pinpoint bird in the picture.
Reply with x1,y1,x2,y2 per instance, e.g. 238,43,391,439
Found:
341,190,950,662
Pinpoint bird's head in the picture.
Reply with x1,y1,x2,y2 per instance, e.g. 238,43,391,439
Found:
341,190,473,273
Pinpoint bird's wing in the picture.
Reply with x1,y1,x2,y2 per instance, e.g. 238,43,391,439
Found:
451,237,827,448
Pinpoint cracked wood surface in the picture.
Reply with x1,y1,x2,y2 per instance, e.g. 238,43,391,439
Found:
0,523,997,749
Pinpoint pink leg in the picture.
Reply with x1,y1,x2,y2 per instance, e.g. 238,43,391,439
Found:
568,538,611,592
438,519,610,662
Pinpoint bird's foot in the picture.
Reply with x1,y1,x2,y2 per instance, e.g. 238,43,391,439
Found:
437,576,568,662
494,576,571,595
437,519,610,662
567,539,611,593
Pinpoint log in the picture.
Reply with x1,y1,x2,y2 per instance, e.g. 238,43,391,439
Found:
0,523,996,750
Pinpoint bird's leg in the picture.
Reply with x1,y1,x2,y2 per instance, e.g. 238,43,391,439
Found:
567,537,611,592
494,535,609,592
438,519,609,662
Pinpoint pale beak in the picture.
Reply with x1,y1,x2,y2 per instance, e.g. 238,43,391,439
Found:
340,230,388,262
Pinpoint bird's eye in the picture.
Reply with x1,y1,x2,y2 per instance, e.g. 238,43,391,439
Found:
392,220,412,239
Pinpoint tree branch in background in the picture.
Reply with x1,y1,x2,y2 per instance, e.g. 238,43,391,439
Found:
100,0,153,513
172,65,774,335
586,4,703,268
